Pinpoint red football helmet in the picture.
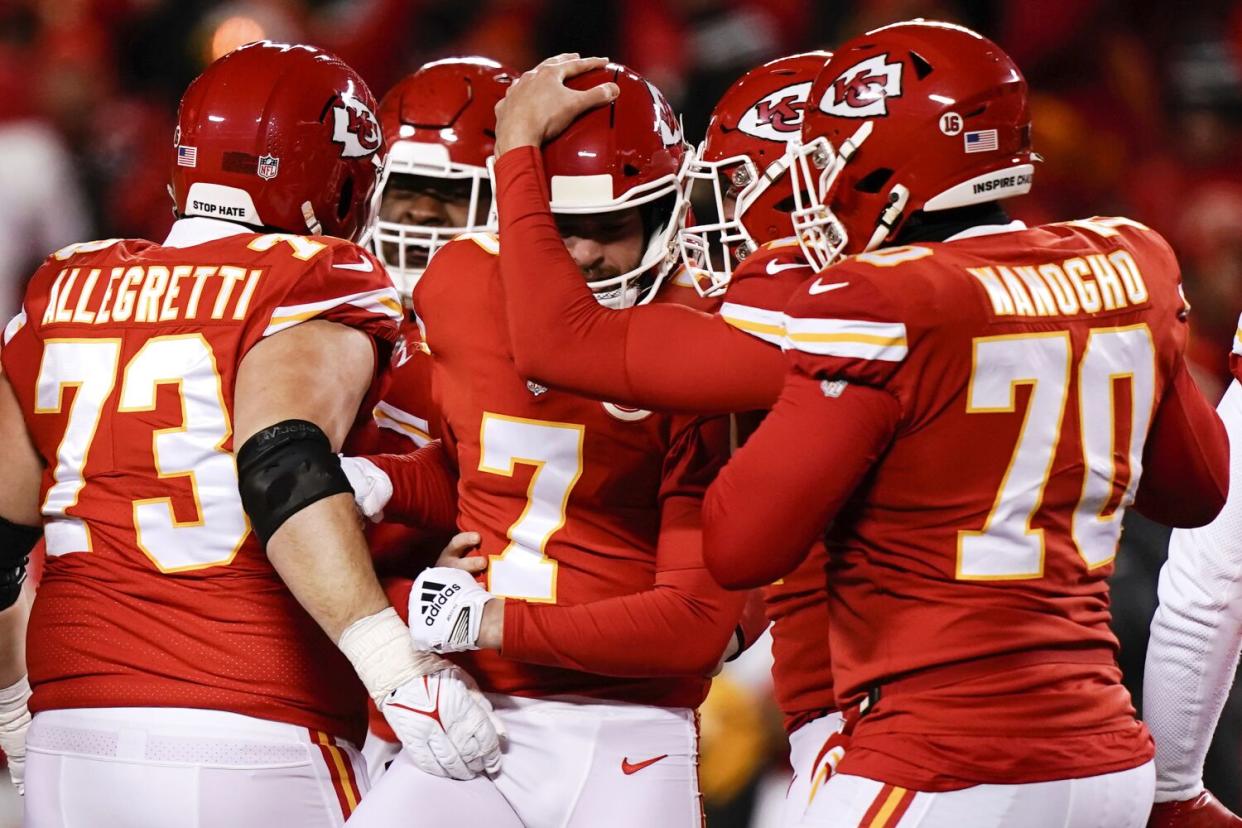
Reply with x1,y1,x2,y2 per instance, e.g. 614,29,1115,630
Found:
532,64,692,308
373,57,516,296
679,51,831,297
790,21,1037,270
171,41,384,243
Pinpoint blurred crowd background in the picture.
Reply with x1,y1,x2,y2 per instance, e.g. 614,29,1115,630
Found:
1,0,1240,825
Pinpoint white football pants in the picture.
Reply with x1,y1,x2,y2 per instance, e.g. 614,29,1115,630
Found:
797,761,1155,827
22,707,367,828
347,693,702,828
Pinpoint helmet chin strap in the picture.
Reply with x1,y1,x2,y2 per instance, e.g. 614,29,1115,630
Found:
302,201,323,236
864,184,910,252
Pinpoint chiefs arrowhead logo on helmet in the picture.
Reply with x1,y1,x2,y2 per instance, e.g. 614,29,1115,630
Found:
645,80,683,147
737,81,812,143
330,93,382,158
820,54,903,118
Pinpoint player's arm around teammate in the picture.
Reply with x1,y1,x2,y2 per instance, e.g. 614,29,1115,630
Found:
1144,330,1242,828
0,367,42,794
491,55,786,411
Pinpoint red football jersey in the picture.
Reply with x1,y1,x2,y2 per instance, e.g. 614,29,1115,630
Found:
721,243,839,729
494,149,834,724
1,219,402,745
413,233,737,709
779,218,1183,788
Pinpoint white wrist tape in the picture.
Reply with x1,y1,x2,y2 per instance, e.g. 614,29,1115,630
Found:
337,607,445,703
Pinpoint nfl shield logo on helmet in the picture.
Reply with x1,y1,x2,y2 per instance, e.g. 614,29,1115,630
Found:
821,54,903,118
257,154,280,180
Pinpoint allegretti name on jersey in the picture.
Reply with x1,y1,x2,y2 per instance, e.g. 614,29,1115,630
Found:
967,249,1148,318
40,264,262,326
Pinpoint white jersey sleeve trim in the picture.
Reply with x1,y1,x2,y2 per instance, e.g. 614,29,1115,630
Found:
782,316,909,362
720,302,785,346
1144,378,1242,802
373,401,431,447
263,287,403,337
3,308,27,346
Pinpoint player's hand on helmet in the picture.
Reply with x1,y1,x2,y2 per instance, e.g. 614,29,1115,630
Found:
410,566,495,653
339,455,392,522
1149,792,1242,827
380,665,504,780
0,675,31,795
495,53,620,155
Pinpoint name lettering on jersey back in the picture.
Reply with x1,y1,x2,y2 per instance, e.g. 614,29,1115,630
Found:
41,264,262,327
967,250,1148,319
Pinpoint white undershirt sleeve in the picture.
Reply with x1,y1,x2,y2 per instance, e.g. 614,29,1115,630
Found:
1145,378,1242,802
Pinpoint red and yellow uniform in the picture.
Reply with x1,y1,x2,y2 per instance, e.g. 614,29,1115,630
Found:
1,219,401,746
410,231,744,708
706,218,1230,791
494,146,835,731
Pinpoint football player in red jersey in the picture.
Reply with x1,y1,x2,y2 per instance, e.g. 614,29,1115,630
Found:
346,60,748,828
703,21,1229,826
0,41,501,824
1142,316,1242,828
487,50,849,825
341,56,516,784
371,57,516,302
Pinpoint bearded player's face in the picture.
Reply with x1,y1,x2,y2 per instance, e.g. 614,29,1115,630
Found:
555,208,645,281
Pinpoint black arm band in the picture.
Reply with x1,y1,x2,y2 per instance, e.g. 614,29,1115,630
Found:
0,516,41,610
236,419,354,544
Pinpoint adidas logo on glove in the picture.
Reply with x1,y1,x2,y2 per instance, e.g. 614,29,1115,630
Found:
410,567,494,653
420,581,462,627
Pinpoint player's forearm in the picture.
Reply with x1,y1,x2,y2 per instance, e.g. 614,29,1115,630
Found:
1145,380,1242,801
265,493,390,642
1134,363,1229,527
704,371,900,589
358,441,459,532
502,575,745,677
495,148,636,392
0,587,31,686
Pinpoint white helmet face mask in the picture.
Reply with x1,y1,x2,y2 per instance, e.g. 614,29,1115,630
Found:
372,139,494,299
540,147,696,310
787,123,875,272
677,151,761,298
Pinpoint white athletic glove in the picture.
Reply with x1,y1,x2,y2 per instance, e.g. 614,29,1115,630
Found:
337,608,502,780
380,667,503,779
339,455,392,522
411,567,494,653
0,675,31,796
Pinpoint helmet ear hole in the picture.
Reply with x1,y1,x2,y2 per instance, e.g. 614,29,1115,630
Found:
337,175,354,221
908,51,934,79
855,168,894,194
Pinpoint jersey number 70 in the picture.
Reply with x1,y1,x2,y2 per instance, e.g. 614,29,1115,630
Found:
958,324,1156,579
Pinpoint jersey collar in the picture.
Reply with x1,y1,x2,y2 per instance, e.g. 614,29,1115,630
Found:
162,217,253,249
944,220,1028,243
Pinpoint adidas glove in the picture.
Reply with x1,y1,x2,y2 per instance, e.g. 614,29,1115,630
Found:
0,675,31,796
411,567,494,653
